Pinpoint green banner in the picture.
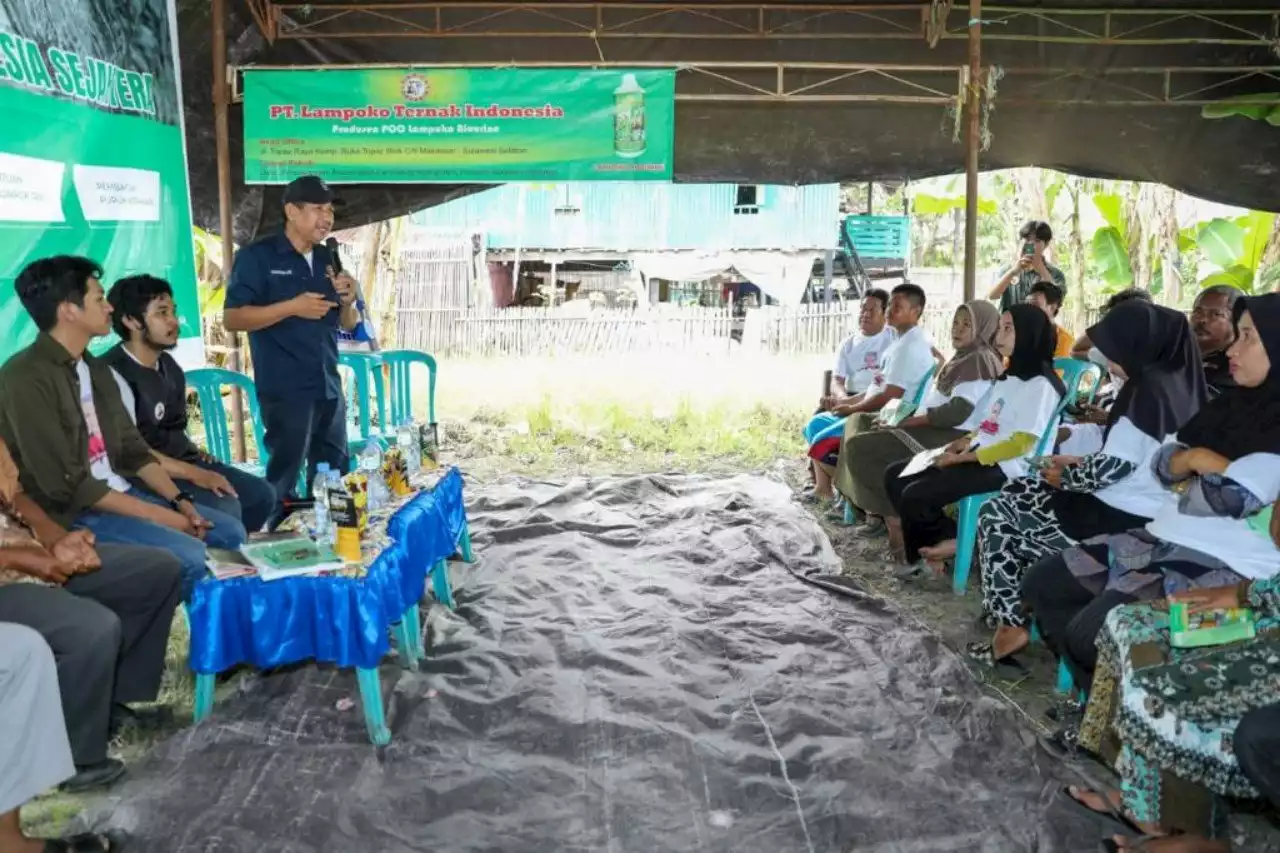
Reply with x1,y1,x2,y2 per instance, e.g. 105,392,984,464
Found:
243,68,676,184
0,0,200,364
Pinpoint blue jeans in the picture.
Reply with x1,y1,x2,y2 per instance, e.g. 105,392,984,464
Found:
74,488,246,601
177,458,277,534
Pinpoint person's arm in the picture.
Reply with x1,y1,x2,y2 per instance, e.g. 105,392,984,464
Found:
834,385,904,416
919,397,976,430
0,378,109,513
1165,446,1231,480
1052,454,1136,493
972,432,1038,466
1070,333,1092,360
987,266,1018,300
829,375,849,400
930,346,946,369
13,492,100,574
150,451,236,496
223,249,334,333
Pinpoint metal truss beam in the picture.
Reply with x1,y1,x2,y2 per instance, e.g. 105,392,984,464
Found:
260,2,1280,49
231,60,1280,107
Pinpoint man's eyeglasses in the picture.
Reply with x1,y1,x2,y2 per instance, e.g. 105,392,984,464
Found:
1191,308,1231,322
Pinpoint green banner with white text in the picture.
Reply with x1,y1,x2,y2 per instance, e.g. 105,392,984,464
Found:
243,67,676,184
0,0,201,365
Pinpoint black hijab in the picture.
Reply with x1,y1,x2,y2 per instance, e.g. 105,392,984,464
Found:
1178,293,1280,459
1002,304,1067,398
1088,300,1208,441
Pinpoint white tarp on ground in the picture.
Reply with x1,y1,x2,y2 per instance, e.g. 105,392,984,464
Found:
631,250,818,306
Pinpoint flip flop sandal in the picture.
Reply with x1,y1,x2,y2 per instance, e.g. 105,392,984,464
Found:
1061,785,1145,837
965,641,1029,677
42,831,126,852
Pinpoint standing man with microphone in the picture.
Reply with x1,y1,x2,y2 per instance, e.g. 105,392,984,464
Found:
223,176,360,527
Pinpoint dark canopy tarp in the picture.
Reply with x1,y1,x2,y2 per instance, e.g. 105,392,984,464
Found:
176,0,1280,243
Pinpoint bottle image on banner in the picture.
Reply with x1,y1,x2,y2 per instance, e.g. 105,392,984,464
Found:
613,74,646,159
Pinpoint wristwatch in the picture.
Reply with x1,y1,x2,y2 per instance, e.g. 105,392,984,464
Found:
168,491,195,511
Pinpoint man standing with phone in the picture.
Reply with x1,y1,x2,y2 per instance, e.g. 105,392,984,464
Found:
988,220,1067,313
224,176,361,527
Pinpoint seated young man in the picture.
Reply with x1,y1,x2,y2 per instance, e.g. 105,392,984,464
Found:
808,283,936,503
1025,279,1074,359
803,288,893,458
106,274,276,533
0,433,181,799
0,256,245,600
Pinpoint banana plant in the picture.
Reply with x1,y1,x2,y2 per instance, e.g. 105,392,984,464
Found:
1089,192,1135,289
1193,211,1279,294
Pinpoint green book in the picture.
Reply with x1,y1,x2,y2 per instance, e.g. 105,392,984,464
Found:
1169,602,1257,649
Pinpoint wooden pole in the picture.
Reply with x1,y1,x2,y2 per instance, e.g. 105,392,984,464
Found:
212,0,247,462
962,0,982,303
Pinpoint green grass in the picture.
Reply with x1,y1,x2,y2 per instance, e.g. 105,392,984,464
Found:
454,396,807,479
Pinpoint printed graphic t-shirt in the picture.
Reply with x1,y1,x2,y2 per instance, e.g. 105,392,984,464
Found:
76,360,131,493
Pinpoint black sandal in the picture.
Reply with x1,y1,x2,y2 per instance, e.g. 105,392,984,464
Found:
965,641,1028,677
42,831,126,852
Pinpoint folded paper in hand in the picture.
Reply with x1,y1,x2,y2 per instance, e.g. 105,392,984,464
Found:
899,446,948,478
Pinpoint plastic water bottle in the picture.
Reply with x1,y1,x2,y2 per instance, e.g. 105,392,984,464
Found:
360,442,389,510
312,462,334,543
397,424,420,476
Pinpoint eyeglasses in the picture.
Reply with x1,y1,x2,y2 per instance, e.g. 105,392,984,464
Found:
1191,308,1231,321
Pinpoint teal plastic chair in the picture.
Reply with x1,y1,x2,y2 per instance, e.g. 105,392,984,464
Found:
841,363,937,526
1054,358,1105,408
382,349,438,427
186,368,268,475
952,368,1100,594
338,352,389,450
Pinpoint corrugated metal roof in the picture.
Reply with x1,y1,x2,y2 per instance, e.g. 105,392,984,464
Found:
410,183,840,252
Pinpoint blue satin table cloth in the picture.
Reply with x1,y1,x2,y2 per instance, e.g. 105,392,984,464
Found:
187,467,466,674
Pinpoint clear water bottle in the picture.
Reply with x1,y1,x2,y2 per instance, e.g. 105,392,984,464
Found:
397,424,420,475
312,462,334,543
359,441,389,510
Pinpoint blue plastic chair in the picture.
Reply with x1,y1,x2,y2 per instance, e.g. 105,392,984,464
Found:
186,368,268,475
382,349,438,427
338,352,389,450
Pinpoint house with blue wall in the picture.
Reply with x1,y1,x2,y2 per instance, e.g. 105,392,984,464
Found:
409,183,841,307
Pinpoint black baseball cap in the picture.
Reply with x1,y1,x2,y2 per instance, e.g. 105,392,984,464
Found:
282,175,344,207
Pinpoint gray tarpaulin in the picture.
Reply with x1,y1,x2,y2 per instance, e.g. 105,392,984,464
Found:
78,474,1120,851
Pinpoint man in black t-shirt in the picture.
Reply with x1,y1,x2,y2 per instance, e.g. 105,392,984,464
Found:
106,275,277,533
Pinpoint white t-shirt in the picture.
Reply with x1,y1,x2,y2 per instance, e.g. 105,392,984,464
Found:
920,378,996,415
1059,422,1105,457
961,375,1062,479
1145,450,1280,581
865,325,935,402
76,360,131,493
1092,418,1168,518
833,327,895,394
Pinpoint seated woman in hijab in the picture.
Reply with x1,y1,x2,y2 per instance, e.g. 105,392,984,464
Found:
1060,502,1280,853
883,304,1066,579
1022,293,1280,730
969,301,1208,672
832,300,1004,545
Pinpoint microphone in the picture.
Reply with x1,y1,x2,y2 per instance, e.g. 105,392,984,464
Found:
325,237,343,273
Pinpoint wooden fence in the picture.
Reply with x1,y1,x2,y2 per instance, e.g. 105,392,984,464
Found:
398,301,961,358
